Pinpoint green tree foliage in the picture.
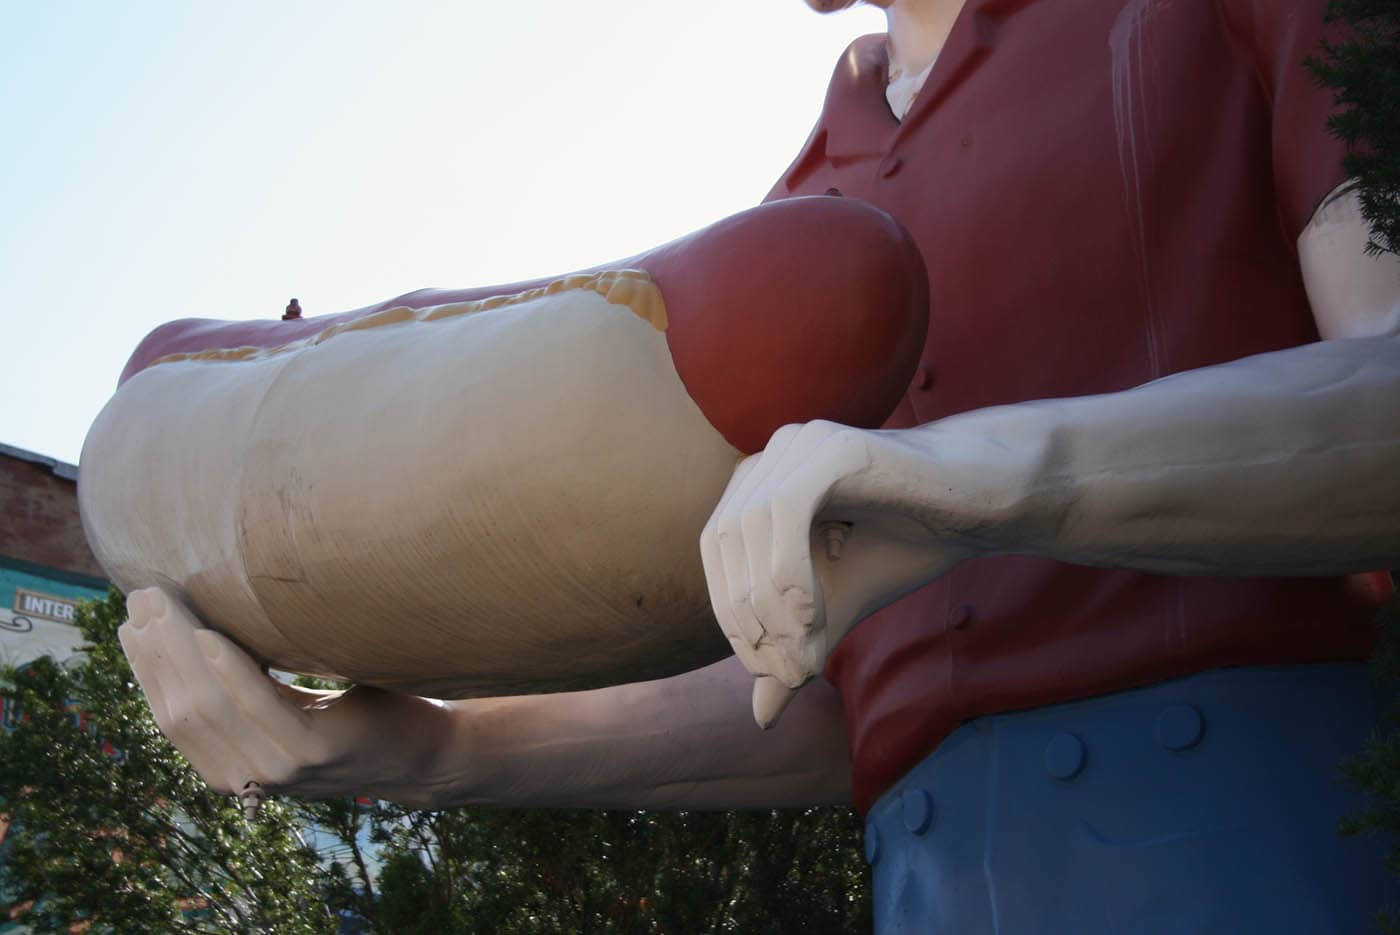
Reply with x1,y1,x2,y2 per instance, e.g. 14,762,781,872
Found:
1311,0,1400,255
1340,596,1400,934
364,805,869,933
296,759,870,932
0,590,336,933
1,591,870,933
1311,3,1400,932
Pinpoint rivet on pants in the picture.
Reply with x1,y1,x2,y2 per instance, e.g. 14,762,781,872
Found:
902,787,935,836
1156,704,1205,752
1045,732,1087,781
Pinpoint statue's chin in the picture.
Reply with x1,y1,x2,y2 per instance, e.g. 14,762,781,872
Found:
804,0,862,14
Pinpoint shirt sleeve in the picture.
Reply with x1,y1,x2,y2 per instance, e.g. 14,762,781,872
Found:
1215,0,1350,243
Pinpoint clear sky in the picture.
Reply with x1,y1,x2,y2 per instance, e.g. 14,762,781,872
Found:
0,0,887,465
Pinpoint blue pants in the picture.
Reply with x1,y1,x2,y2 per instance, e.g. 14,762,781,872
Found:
865,664,1397,934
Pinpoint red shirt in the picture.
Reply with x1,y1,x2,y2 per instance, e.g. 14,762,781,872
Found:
765,0,1378,813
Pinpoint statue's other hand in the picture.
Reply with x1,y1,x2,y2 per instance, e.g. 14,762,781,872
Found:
119,587,450,805
699,421,963,729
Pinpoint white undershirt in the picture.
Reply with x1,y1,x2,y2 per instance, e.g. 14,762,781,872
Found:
885,54,936,121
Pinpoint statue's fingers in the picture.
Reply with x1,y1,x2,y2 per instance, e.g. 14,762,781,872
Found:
769,428,869,606
118,617,175,728
753,635,813,690
737,517,820,689
766,489,822,632
703,455,756,643
740,425,865,688
777,430,876,623
715,512,766,649
704,424,814,648
712,450,763,515
751,675,798,730
138,594,297,794
725,635,769,682
124,586,168,628
701,526,769,677
134,597,256,792
191,629,321,783
717,423,804,515
122,588,211,738
725,629,805,695
739,497,788,638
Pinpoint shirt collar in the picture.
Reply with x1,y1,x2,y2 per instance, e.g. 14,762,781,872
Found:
818,1,1022,160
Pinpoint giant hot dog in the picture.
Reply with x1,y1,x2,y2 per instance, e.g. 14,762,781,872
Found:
80,197,928,698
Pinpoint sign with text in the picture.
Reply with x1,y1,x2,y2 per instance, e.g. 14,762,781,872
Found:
11,589,78,625
0,607,84,669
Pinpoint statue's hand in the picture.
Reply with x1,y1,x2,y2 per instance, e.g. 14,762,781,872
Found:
118,588,450,806
700,421,966,729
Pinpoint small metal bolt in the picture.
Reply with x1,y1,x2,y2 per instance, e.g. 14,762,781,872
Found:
818,522,852,562
240,781,264,820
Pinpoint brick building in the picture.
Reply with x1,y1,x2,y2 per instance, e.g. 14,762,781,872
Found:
0,443,109,932
0,443,108,670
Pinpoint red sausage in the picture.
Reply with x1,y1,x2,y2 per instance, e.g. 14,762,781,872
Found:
118,198,929,454
647,197,928,453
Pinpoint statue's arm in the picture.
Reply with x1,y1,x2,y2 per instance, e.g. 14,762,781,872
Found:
935,189,1400,578
705,188,1400,712
425,652,851,810
119,588,851,810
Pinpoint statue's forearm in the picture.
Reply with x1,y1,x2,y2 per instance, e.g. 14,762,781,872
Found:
904,333,1400,576
411,656,851,811
122,589,850,812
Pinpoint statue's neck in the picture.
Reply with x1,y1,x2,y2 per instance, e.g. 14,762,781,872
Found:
882,0,967,77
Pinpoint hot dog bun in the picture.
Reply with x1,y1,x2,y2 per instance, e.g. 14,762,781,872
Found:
83,198,928,697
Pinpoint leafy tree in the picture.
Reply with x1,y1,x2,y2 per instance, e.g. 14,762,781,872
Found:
366,803,869,933
0,590,336,933
0,590,870,933
1311,0,1400,255
293,772,870,933
1340,593,1400,934
1310,6,1400,930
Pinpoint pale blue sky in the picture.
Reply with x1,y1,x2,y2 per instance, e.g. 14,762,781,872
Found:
0,0,887,464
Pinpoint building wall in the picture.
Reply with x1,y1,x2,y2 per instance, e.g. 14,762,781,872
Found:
0,445,109,933
0,443,108,670
0,442,109,666
0,445,108,669
0,444,103,581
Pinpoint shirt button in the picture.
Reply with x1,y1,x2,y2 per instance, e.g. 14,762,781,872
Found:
949,604,974,630
879,155,904,178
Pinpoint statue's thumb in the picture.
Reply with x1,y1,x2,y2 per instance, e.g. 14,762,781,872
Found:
752,675,798,729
